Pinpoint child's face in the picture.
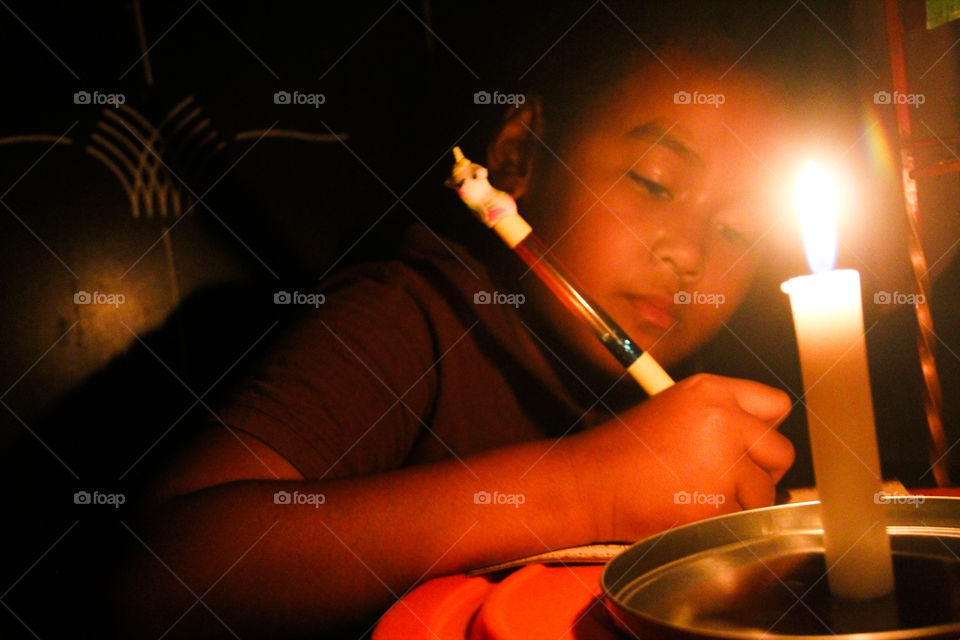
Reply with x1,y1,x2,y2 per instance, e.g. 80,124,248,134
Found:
524,60,785,374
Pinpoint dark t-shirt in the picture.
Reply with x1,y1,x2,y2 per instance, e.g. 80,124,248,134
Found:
219,224,609,479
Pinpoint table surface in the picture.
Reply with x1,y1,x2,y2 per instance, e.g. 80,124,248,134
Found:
373,489,960,640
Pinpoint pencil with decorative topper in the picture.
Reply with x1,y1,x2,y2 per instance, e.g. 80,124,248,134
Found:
445,146,674,395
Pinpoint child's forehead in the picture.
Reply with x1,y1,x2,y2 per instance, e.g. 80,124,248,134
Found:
597,61,777,119
575,61,789,160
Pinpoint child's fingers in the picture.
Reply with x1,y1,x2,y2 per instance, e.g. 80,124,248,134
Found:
740,416,796,484
734,460,777,510
717,376,792,427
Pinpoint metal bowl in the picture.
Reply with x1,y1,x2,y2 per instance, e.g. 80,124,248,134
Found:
602,498,960,639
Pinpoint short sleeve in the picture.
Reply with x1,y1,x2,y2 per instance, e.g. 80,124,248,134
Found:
218,262,441,479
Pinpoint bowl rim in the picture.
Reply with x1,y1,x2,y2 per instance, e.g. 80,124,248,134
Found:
601,497,960,640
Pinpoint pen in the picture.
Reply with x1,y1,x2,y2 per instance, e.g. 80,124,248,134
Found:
446,146,674,395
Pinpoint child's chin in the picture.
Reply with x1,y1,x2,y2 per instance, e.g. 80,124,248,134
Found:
627,332,679,369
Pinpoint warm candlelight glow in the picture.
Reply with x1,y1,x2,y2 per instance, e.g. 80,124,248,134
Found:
794,160,839,274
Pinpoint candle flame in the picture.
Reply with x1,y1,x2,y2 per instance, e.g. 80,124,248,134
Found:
794,161,838,274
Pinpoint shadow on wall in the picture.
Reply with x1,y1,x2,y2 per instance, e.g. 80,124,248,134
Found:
0,280,321,636
0,97,387,640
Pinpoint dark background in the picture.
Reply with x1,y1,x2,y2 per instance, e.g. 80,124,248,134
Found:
1,0,959,636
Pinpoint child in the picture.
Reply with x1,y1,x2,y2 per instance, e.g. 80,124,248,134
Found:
113,41,796,638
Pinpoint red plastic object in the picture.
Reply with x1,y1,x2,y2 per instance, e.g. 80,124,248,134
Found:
375,564,620,640
472,564,619,640
373,573,495,640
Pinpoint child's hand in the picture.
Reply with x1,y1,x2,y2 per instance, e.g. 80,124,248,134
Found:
562,373,794,542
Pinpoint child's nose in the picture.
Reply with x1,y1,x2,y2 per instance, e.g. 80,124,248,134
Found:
651,230,704,282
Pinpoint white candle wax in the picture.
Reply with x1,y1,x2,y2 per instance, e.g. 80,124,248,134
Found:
782,269,894,600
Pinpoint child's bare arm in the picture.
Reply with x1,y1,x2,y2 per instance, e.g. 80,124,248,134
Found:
112,426,595,637
112,374,793,638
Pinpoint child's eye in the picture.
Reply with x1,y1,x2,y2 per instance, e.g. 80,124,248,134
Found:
716,222,752,248
627,171,672,201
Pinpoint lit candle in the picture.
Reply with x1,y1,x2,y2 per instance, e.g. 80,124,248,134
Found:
781,161,894,600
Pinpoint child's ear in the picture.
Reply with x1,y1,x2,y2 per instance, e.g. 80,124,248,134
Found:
485,96,543,199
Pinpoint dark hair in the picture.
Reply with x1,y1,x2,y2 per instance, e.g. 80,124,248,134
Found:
521,23,793,150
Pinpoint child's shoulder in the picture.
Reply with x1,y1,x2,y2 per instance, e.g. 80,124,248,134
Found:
319,223,495,321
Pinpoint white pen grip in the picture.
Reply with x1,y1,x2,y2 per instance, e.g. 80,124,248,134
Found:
627,352,674,395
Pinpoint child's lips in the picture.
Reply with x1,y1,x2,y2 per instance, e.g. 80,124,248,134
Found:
625,294,679,332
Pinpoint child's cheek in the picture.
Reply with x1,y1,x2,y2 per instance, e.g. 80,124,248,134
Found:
700,258,757,322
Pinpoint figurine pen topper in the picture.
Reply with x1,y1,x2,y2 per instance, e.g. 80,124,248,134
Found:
446,146,674,396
